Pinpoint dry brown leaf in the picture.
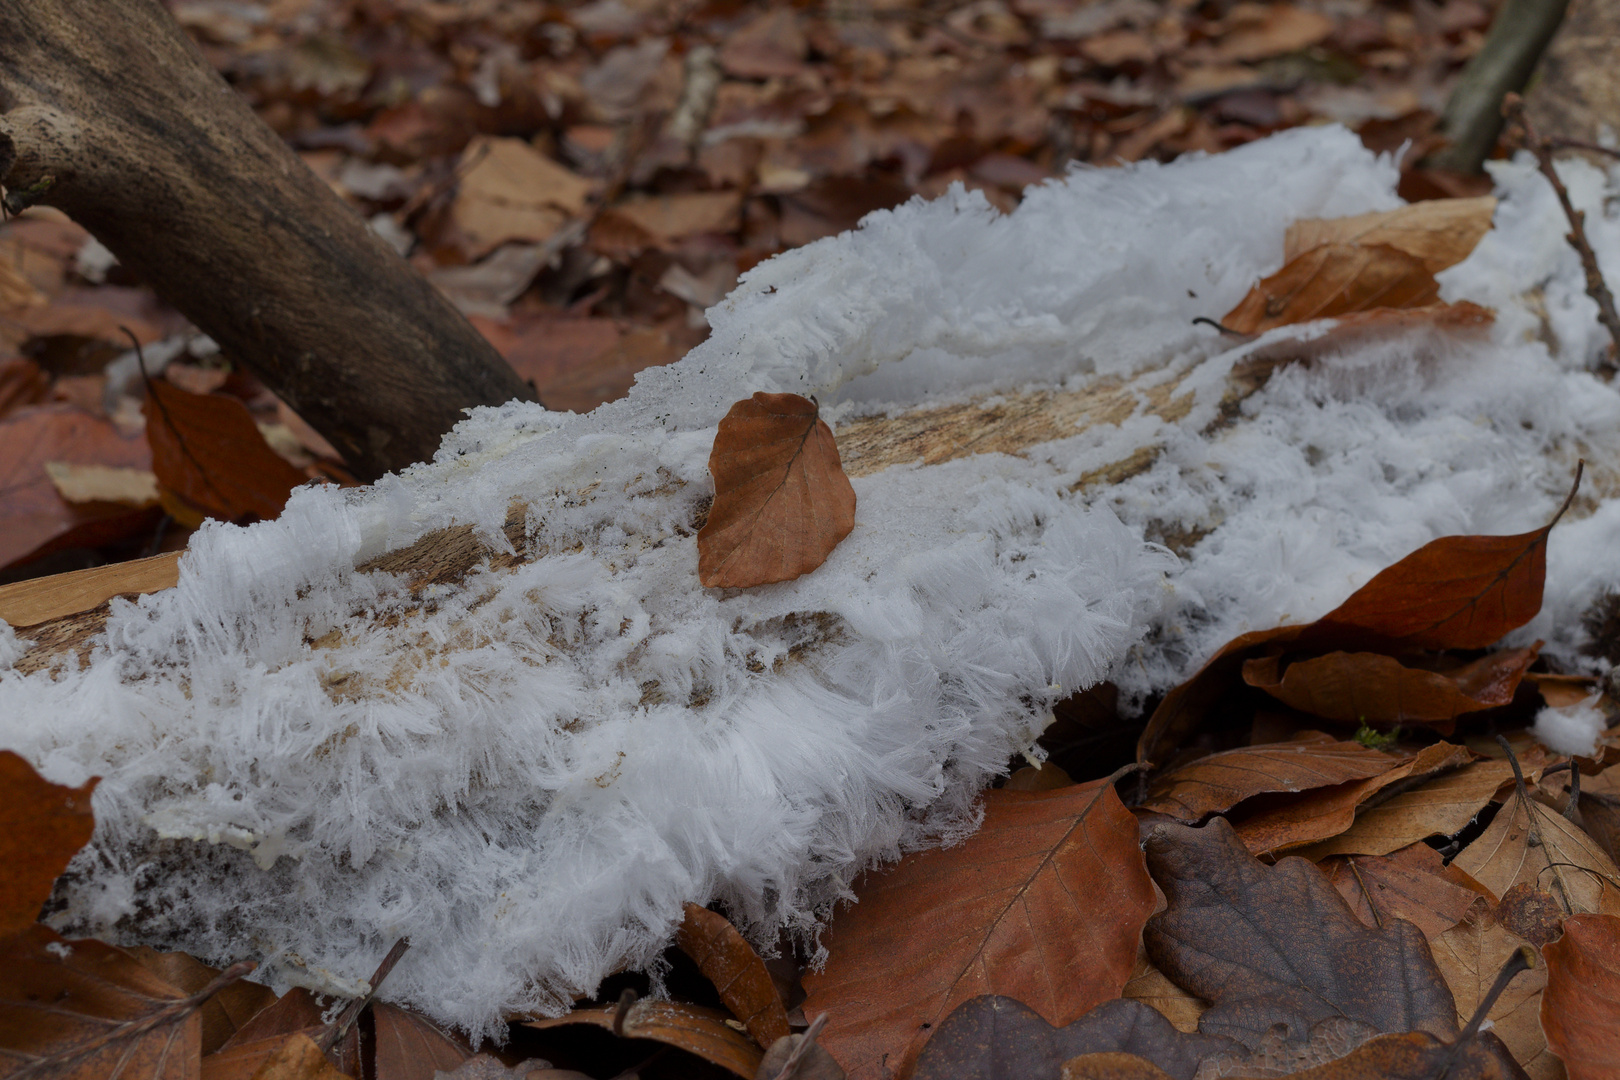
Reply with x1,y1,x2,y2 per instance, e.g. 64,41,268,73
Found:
0,357,50,419
1216,4,1334,62
536,327,682,415
1223,243,1440,335
1318,842,1491,940
1284,198,1497,274
801,777,1156,1080
146,378,308,526
1540,913,1620,1080
1233,742,1470,857
676,904,790,1050
1140,732,1398,821
1240,647,1537,731
698,392,856,589
0,750,97,936
1432,897,1557,1079
526,1000,762,1079
755,1032,845,1080
1453,776,1620,918
245,1033,350,1080
602,192,742,247
373,1002,469,1079
1297,760,1518,860
1120,953,1206,1034
449,137,593,260
0,924,202,1079
1003,761,1076,791
126,947,277,1057
1060,1052,1173,1080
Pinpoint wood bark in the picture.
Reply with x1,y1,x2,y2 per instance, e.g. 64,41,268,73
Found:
1429,0,1570,174
0,0,539,481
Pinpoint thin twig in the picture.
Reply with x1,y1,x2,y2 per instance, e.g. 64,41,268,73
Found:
770,1012,829,1080
317,937,410,1053
1503,94,1620,368
611,987,639,1038
1548,136,1620,161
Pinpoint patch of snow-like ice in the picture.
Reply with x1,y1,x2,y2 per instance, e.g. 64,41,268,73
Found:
3,126,1620,1038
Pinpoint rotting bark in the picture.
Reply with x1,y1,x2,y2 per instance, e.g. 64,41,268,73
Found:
1428,0,1570,174
0,0,539,481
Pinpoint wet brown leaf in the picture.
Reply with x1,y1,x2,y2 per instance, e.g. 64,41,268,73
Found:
802,777,1157,1080
1319,842,1491,940
1140,732,1398,821
1284,198,1497,274
911,996,1230,1080
1222,243,1440,335
676,904,789,1050
1432,898,1556,1079
145,378,308,526
1143,817,1458,1050
1540,913,1620,1080
0,751,97,936
525,1000,762,1079
0,925,202,1080
698,392,856,589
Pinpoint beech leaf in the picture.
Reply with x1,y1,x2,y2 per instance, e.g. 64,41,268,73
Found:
1319,842,1492,940
676,903,791,1049
0,751,98,937
1283,198,1497,274
1431,897,1556,1078
1540,913,1620,1080
1142,817,1458,1050
125,946,277,1057
801,775,1157,1080
1222,243,1440,335
1297,760,1519,860
145,378,308,526
1140,732,1398,821
1240,647,1539,731
697,392,856,588
373,1003,470,1079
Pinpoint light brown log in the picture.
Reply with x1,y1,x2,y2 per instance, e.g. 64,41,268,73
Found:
0,0,538,481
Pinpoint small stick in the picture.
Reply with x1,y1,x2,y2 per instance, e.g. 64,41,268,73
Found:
1548,136,1620,161
612,987,639,1038
1503,94,1620,367
770,1012,829,1080
318,937,410,1053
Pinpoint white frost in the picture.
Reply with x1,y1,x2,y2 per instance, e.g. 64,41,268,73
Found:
1532,699,1608,757
5,126,1620,1038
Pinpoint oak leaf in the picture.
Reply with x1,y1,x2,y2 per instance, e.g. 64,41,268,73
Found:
0,751,97,937
698,392,856,589
675,904,790,1049
1143,818,1458,1050
145,379,307,526
1540,913,1620,1080
525,1001,762,1079
801,776,1156,1080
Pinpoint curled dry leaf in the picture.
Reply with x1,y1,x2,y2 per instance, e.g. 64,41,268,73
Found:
801,775,1157,1080
1143,817,1458,1050
1222,243,1440,335
1140,732,1397,821
1283,198,1497,273
145,379,308,527
676,903,791,1049
525,1000,763,1079
1431,897,1556,1079
1240,647,1539,731
0,751,98,936
1296,759,1518,860
911,996,1229,1080
1231,742,1471,858
1540,913,1620,1080
698,392,856,589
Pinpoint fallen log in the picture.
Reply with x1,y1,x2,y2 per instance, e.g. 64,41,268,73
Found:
0,0,538,479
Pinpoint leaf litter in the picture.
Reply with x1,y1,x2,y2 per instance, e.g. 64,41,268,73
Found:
5,3,1620,1079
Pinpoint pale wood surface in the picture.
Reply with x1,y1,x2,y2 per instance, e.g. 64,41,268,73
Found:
0,552,181,629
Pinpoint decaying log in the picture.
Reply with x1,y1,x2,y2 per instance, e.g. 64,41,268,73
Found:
0,355,1290,677
0,0,538,480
